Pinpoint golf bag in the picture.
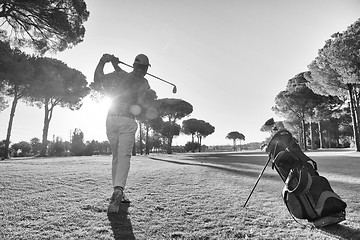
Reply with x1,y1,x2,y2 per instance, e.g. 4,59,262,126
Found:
267,129,347,227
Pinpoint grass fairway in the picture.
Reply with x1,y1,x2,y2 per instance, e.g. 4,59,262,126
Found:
0,151,359,239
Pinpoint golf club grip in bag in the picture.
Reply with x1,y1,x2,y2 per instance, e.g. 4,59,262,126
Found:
267,130,347,227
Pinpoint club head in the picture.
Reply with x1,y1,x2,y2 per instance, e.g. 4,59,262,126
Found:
172,86,177,94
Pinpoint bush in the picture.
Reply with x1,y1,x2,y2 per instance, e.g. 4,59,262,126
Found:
184,141,200,152
48,139,67,157
10,141,32,157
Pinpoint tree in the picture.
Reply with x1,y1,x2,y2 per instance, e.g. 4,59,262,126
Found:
0,62,7,111
0,41,33,158
48,137,66,157
196,121,215,151
30,137,42,155
311,96,343,149
158,121,181,153
0,0,89,54
226,131,245,151
157,98,193,154
0,140,7,160
70,128,85,156
99,141,111,155
134,89,158,155
307,19,360,150
272,72,322,150
27,57,89,156
182,118,200,152
184,141,201,152
0,83,8,111
182,118,215,152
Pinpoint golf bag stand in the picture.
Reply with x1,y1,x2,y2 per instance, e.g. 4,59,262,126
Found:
267,129,347,228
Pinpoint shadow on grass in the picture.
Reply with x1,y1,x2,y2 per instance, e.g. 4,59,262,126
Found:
320,223,360,240
148,156,275,181
107,203,135,240
149,152,360,187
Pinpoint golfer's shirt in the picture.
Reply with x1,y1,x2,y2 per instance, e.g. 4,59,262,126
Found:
102,70,150,117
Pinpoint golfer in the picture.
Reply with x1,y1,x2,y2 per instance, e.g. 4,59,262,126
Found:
94,53,152,213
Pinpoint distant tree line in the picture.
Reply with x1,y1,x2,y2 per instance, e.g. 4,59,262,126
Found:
1,129,111,158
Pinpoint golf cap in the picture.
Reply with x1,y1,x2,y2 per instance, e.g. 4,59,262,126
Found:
134,54,151,67
264,118,275,126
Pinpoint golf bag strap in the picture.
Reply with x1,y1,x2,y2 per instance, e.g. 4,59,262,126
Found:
310,159,317,171
271,142,279,169
285,168,312,195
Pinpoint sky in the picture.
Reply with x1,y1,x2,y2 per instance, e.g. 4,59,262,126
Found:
1,0,360,146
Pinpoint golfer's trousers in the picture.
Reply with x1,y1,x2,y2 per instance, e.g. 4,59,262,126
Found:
106,115,138,188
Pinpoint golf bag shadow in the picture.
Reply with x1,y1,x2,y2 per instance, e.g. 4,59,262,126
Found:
267,129,347,228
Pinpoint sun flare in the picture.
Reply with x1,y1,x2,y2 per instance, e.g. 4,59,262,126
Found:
98,96,113,110
85,96,113,114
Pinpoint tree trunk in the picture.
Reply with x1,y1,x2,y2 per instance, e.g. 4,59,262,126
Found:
198,136,202,152
233,139,236,151
3,93,19,159
40,99,56,157
298,131,302,149
318,121,324,149
40,103,50,157
167,136,173,154
353,86,360,144
348,84,360,151
334,120,340,148
310,122,316,150
302,119,307,150
191,134,195,153
145,124,150,155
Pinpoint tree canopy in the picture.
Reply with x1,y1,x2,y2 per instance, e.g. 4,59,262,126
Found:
182,118,215,152
157,98,193,122
157,98,193,154
0,41,34,158
0,0,89,54
28,57,89,156
226,131,245,151
306,18,360,150
272,72,326,149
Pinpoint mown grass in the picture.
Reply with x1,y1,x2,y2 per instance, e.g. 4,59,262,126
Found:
0,151,359,239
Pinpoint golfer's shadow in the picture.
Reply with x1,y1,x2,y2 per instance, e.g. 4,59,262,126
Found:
107,203,135,240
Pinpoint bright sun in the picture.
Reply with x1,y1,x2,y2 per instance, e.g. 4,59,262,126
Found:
84,96,112,114
97,96,112,112
99,96,112,108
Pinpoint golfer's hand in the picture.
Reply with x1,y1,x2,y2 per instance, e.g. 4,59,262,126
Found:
101,54,116,63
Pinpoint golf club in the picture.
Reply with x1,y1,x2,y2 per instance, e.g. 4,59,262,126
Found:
112,57,177,94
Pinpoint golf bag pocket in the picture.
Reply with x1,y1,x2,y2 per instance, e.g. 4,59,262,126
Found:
282,169,347,221
308,175,347,217
282,188,318,220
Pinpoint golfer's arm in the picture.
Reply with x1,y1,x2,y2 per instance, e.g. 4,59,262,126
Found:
111,60,122,72
94,60,106,83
